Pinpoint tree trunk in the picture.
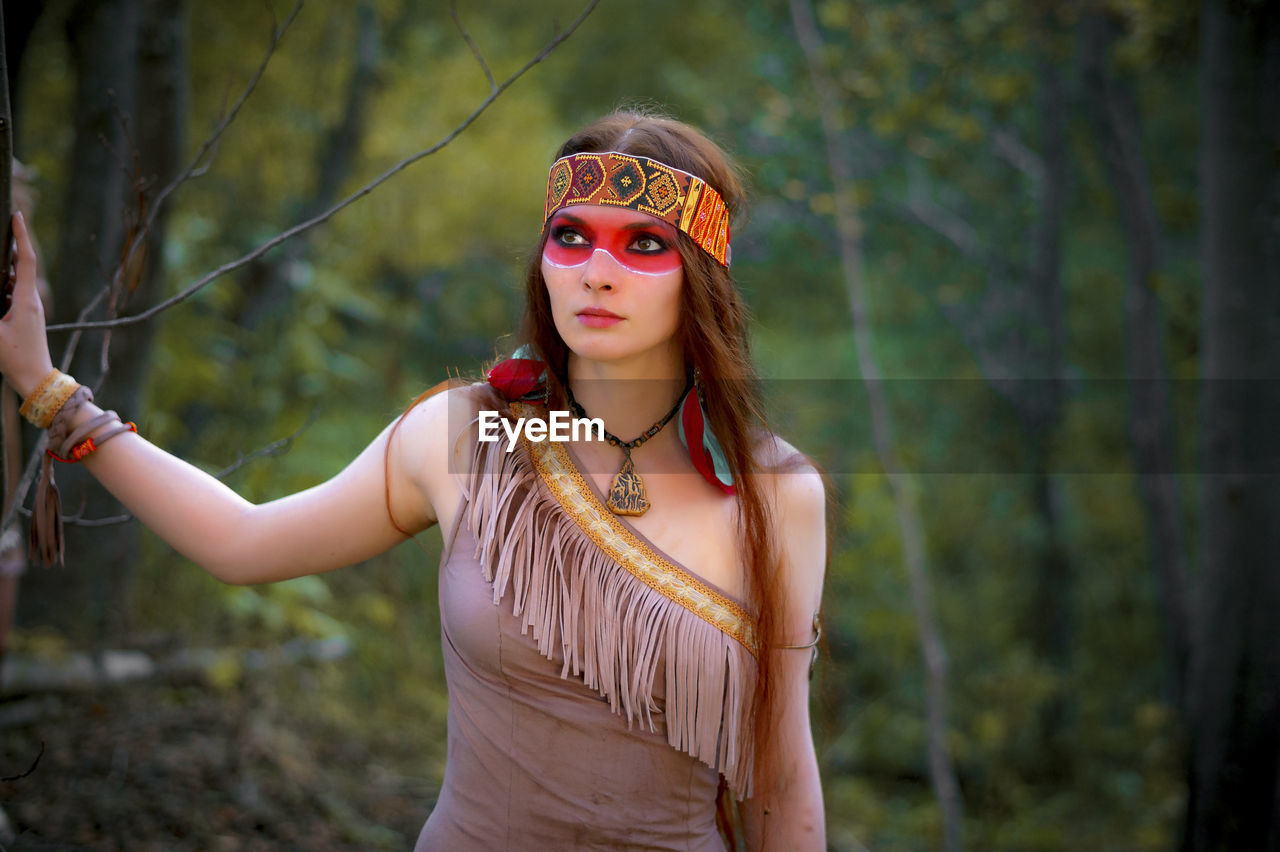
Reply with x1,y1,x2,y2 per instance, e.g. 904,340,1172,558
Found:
0,2,17,669
95,0,187,634
1080,9,1191,709
789,2,964,850
18,0,139,639
1,0,43,148
19,0,186,643
1184,1,1280,849
1024,40,1072,771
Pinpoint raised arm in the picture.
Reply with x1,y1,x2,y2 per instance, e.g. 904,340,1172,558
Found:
1,213,459,584
743,458,828,851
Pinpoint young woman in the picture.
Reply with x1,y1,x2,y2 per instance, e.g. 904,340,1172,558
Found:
1,112,826,850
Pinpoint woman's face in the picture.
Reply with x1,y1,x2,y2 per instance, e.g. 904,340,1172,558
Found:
541,204,684,372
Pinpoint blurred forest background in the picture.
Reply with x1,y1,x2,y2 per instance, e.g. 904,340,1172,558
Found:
0,0,1276,849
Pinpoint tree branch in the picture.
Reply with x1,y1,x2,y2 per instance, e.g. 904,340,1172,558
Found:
15,504,132,528
48,1,305,410
0,741,42,781
451,0,497,94
49,0,602,334
1,432,47,536
2,0,600,535
990,125,1045,189
905,160,984,260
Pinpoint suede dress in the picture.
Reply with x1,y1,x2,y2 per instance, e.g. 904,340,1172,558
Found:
413,399,758,851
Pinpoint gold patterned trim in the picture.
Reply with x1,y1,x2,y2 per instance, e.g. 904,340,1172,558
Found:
515,407,759,657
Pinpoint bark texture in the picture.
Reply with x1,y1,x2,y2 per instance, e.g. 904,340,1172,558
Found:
20,0,186,640
1184,1,1280,849
1080,10,1191,709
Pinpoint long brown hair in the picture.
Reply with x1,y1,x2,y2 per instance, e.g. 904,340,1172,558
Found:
518,110,789,797
388,111,796,803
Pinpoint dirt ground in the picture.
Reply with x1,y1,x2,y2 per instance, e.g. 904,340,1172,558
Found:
0,676,440,851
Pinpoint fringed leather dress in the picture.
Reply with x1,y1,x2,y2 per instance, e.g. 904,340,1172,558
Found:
414,396,759,851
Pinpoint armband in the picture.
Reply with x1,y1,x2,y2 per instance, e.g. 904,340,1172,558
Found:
775,613,822,678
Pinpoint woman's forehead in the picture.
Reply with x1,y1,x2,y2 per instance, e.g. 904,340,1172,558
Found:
550,204,677,234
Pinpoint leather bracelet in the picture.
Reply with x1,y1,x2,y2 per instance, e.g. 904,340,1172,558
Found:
45,386,94,451
48,410,136,464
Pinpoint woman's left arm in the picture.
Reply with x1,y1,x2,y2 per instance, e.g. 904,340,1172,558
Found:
743,463,828,850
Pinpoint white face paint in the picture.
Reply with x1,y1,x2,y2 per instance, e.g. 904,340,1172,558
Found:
542,206,683,276
542,246,676,278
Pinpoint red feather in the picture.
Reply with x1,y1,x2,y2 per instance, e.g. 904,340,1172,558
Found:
487,358,545,401
681,391,735,495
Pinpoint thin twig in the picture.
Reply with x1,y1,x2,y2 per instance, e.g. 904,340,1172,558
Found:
15,505,132,527
58,287,109,373
451,1,497,93
12,411,319,529
49,0,602,333
214,408,319,479
1,433,46,535
58,512,131,528
0,740,43,781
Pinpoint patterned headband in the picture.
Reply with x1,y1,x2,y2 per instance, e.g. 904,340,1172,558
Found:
543,151,731,267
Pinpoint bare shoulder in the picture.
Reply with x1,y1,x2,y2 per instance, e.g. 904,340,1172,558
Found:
753,433,827,632
388,381,494,527
753,433,826,520
393,381,489,461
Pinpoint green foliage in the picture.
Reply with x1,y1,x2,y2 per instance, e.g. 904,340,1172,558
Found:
741,1,1195,847
18,0,1203,846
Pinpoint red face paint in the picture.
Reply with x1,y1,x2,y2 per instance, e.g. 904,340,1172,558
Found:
543,207,683,276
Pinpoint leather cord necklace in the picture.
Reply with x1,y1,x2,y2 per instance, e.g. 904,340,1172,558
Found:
565,377,691,516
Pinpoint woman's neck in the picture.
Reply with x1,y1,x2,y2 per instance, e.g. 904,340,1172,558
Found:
566,354,687,441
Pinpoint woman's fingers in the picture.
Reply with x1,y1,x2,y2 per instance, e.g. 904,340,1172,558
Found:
1,212,55,396
11,212,39,306
8,212,44,318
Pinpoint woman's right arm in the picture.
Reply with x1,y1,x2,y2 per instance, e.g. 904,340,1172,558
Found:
72,398,451,584
1,213,460,585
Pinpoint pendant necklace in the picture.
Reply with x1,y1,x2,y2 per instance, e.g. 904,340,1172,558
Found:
565,378,690,517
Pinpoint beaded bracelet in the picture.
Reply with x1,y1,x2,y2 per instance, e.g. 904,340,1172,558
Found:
29,377,140,567
19,369,81,429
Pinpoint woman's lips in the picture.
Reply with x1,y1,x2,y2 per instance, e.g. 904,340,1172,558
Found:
576,308,623,328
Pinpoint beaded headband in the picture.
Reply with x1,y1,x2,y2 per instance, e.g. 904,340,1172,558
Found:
543,151,731,267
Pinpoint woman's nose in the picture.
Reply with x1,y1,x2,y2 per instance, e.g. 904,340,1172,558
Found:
582,247,623,290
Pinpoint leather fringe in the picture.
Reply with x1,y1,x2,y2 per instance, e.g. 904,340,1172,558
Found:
462,425,756,797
